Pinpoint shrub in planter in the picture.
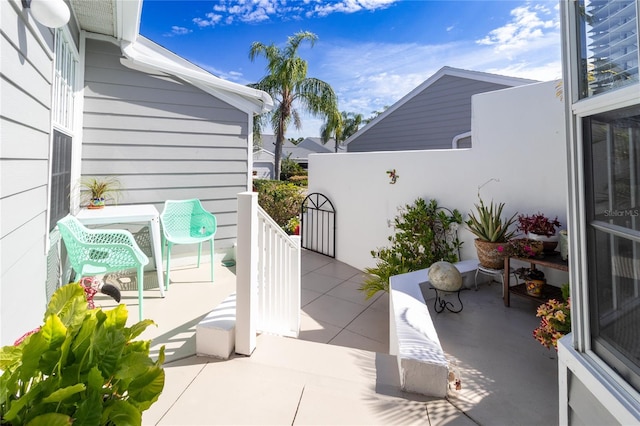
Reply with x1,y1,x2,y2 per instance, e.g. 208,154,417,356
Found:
0,282,165,425
360,198,463,299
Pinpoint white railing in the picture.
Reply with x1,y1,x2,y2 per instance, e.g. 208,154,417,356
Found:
256,205,300,338
236,192,301,355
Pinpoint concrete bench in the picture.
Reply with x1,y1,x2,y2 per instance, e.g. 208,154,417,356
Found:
196,293,236,359
389,260,477,397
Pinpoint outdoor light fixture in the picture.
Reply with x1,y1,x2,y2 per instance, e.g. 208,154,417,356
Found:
22,0,70,29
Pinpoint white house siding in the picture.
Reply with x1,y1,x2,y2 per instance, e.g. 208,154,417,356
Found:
82,39,249,251
347,76,512,152
0,0,57,345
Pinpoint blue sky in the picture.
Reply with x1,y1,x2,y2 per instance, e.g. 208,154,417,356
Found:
140,0,561,138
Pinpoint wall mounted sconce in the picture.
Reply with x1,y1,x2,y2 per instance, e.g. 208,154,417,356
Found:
22,0,70,28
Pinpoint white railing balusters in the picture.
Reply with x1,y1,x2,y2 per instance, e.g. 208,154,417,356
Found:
236,192,301,355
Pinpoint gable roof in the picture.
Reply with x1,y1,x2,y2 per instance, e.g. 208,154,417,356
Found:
71,0,272,114
343,66,537,146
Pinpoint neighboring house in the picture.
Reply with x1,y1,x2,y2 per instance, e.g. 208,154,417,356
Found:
252,148,275,179
254,136,336,178
344,66,536,152
1,0,272,346
558,1,640,423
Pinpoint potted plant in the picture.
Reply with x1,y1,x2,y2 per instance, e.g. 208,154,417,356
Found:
533,283,571,350
517,213,561,252
498,238,543,259
466,197,518,269
0,282,165,425
79,176,122,209
515,266,546,296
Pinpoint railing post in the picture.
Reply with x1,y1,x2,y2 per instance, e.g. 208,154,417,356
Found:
236,192,258,355
289,235,301,337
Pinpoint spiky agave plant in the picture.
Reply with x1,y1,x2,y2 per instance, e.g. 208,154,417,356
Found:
466,197,518,243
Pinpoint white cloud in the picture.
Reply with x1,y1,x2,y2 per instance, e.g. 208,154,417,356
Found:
476,4,558,58
193,13,223,27
164,26,192,37
187,0,400,27
311,0,396,17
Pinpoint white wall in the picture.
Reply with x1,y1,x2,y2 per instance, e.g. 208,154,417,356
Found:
308,81,567,272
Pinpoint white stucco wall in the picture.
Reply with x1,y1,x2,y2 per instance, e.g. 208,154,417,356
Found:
308,80,567,272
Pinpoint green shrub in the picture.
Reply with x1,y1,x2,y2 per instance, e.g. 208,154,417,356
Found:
253,179,305,228
288,175,308,187
360,198,463,299
280,156,305,181
0,283,165,425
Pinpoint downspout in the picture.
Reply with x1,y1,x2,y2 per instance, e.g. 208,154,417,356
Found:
451,131,472,149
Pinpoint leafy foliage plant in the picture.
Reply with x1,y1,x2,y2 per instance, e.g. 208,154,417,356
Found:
466,197,518,243
0,283,165,425
517,213,561,237
360,198,463,299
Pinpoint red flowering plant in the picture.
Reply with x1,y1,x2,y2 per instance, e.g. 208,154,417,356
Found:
497,238,543,258
517,213,561,237
533,284,571,350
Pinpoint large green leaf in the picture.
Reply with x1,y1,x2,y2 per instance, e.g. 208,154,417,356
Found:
19,332,48,383
125,319,156,341
70,312,99,371
38,315,68,375
93,327,126,379
103,303,129,330
102,399,141,426
45,283,88,330
41,383,85,403
74,369,103,426
127,366,165,410
26,413,73,426
0,344,22,370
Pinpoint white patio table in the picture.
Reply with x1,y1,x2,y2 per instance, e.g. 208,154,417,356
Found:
76,204,165,297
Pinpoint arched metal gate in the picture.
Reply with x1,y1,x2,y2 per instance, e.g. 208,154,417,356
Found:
301,193,336,258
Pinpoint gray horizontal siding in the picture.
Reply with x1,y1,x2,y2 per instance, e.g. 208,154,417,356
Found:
83,39,250,249
348,75,511,152
1,0,54,345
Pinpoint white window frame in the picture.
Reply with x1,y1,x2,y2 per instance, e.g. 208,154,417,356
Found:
563,0,640,407
46,27,82,234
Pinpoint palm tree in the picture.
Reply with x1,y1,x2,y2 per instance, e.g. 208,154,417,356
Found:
249,31,338,180
321,111,364,152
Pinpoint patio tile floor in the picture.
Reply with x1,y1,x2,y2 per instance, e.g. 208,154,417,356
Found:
95,249,558,425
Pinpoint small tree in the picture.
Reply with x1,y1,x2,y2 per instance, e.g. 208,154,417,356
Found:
360,198,463,299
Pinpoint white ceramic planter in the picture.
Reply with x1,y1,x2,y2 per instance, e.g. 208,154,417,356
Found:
528,232,559,252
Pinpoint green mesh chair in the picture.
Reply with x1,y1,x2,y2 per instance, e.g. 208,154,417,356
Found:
160,199,217,290
57,215,151,321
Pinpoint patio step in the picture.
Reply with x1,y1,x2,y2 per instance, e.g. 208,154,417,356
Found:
196,292,236,359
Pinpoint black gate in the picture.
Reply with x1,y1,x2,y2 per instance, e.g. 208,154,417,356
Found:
301,193,336,258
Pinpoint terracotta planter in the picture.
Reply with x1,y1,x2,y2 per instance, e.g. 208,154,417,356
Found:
474,239,506,269
525,279,546,296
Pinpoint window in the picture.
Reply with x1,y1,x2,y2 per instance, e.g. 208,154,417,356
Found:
49,29,78,231
584,105,640,392
49,130,72,229
577,0,639,98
